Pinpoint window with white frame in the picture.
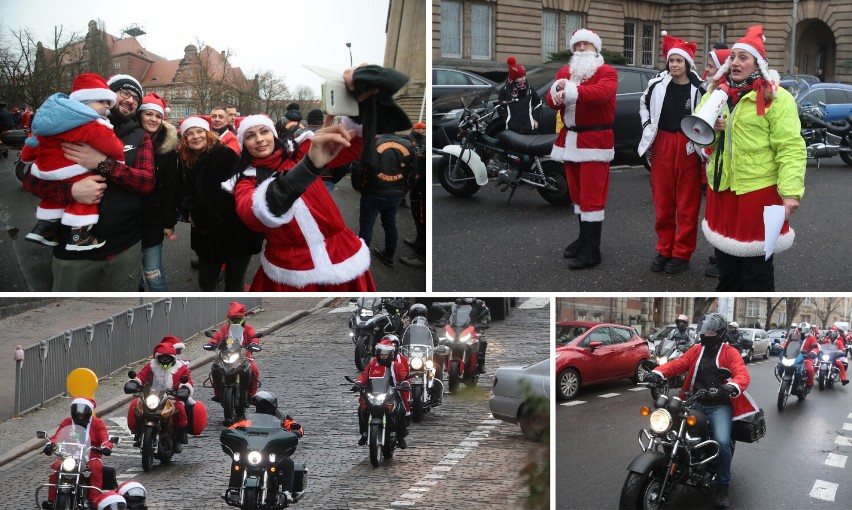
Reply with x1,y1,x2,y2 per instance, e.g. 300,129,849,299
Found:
113,59,120,70
747,300,759,318
470,3,492,60
542,11,558,61
624,22,636,65
624,21,656,67
441,0,463,58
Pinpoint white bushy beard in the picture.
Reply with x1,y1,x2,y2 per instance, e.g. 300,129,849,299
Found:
569,51,604,82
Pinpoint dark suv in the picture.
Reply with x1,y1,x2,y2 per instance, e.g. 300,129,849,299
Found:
433,63,660,163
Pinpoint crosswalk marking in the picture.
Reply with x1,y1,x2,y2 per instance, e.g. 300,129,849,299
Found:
842,423,852,431
825,453,847,468
629,387,648,392
560,401,587,406
809,480,838,502
518,297,549,309
834,436,852,447
598,393,620,398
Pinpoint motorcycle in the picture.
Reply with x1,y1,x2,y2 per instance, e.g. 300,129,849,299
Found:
798,102,852,167
345,373,409,467
203,325,264,426
0,128,30,181
123,372,190,472
816,344,847,390
349,297,409,371
774,338,812,411
435,302,487,394
219,413,307,509
35,428,120,510
640,336,690,400
401,317,446,422
434,96,570,206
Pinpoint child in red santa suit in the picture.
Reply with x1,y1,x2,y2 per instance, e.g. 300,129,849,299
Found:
22,73,126,251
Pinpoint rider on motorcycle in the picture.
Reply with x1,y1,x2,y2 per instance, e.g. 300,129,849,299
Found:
117,481,147,510
226,391,304,505
827,327,850,385
782,322,818,389
669,314,694,349
42,398,114,509
129,342,193,452
352,339,410,449
207,302,260,402
644,313,756,509
724,322,743,349
454,298,491,374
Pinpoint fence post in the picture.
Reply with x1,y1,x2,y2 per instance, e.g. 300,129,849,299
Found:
39,340,49,410
147,303,155,351
63,331,73,397
107,316,115,375
13,346,24,418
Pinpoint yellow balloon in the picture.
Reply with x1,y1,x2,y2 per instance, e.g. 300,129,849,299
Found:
67,368,98,400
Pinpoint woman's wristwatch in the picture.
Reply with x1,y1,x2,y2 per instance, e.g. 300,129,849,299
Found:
96,158,113,176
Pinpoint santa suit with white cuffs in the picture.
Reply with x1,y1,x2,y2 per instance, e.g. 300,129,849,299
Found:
131,345,193,430
545,28,617,270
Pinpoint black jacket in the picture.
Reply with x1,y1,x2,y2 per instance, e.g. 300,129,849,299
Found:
142,122,180,248
359,134,413,197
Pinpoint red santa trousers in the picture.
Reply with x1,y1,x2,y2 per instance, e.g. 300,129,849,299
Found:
650,130,702,260
48,458,102,501
564,161,609,216
36,172,100,227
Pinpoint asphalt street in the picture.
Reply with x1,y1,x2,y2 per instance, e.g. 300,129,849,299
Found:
0,297,549,510
0,156,425,292
556,354,852,509
432,155,852,291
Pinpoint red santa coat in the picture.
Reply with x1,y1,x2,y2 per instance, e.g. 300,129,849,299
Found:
218,129,241,155
545,64,618,163
134,361,194,397
50,416,112,461
211,323,258,348
22,119,125,181
356,359,411,414
230,127,373,291
654,343,758,421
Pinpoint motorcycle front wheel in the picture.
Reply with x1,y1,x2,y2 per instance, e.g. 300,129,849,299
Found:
368,423,383,467
819,372,826,391
222,387,236,424
354,335,371,371
448,360,461,394
141,428,155,472
840,151,852,166
412,385,423,423
777,379,791,411
618,470,665,510
242,487,259,510
437,154,480,197
537,161,572,206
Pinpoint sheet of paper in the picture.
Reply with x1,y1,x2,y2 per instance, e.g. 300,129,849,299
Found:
763,205,786,260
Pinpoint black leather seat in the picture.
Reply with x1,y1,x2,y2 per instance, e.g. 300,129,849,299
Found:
498,131,558,157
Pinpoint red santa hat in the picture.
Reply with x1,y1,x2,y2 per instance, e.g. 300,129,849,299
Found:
180,116,210,134
227,301,248,318
69,73,117,108
71,397,96,410
138,92,170,117
711,25,780,115
95,491,126,510
709,48,731,69
153,342,177,357
506,57,526,81
117,480,146,498
661,31,696,69
569,28,602,53
237,114,277,148
160,335,185,352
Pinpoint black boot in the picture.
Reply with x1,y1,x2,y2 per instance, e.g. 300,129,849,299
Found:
179,426,189,444
715,485,730,508
563,214,584,258
568,221,601,270
132,433,141,448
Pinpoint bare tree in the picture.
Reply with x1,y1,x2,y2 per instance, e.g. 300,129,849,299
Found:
179,40,238,113
256,70,289,116
693,298,716,318
764,298,784,329
786,298,805,327
813,297,843,329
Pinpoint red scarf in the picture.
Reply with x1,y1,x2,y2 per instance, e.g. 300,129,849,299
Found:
251,148,287,171
722,74,771,116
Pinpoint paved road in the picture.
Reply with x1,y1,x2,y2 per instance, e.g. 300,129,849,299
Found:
433,156,852,291
556,355,852,509
0,157,424,292
0,297,549,510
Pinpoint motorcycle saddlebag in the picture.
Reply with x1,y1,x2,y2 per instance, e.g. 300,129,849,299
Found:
731,409,766,443
102,465,118,491
293,462,308,493
191,400,208,436
0,129,27,147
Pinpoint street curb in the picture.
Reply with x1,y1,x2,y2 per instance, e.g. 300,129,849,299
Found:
0,299,335,468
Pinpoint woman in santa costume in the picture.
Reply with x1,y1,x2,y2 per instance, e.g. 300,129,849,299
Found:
700,25,805,291
644,313,758,509
639,32,706,274
545,28,618,270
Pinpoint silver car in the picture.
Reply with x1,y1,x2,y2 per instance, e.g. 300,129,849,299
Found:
488,358,550,441
738,328,771,362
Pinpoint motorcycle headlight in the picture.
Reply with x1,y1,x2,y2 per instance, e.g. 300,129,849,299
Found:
821,355,830,362
145,395,161,409
460,333,471,343
61,457,77,472
411,357,424,370
247,451,263,466
445,331,455,341
349,332,354,337
368,393,384,405
782,357,796,367
425,360,434,370
657,356,668,365
224,353,240,364
361,310,374,317
649,409,673,434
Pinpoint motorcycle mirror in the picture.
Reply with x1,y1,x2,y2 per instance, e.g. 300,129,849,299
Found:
180,375,189,384
37,430,47,439
204,330,215,338
109,436,120,444
249,344,262,352
289,422,301,431
344,375,356,383
253,332,265,339
127,370,136,379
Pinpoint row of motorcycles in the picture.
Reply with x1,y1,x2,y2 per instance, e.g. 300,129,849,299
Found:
346,298,488,467
798,101,852,167
0,127,30,181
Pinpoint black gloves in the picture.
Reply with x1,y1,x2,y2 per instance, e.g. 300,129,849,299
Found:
98,447,112,456
644,372,663,386
351,383,363,393
42,443,54,456
720,384,738,398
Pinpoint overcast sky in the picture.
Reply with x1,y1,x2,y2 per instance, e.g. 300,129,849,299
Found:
3,0,391,97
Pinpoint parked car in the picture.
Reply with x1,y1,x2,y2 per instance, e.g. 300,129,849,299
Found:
796,83,852,122
432,67,497,116
555,321,651,400
488,358,550,441
432,63,661,164
737,328,771,362
780,74,821,98
767,329,786,355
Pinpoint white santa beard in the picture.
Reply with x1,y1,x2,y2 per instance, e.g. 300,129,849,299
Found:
569,51,604,82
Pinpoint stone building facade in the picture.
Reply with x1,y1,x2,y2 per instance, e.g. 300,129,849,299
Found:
387,0,428,122
433,0,852,82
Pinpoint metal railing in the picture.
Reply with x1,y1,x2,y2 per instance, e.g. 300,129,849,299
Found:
13,297,261,417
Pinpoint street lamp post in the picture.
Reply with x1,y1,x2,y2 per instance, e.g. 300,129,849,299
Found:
346,42,353,67
790,0,799,75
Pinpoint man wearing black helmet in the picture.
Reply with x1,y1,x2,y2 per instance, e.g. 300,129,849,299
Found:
454,297,491,374
644,313,756,509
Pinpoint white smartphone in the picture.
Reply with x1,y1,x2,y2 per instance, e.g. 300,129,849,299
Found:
303,65,360,117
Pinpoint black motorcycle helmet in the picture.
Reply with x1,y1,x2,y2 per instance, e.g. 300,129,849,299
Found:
696,313,728,346
409,303,428,320
375,342,395,367
96,493,128,510
252,391,279,416
70,398,94,427
675,314,689,332
118,481,147,510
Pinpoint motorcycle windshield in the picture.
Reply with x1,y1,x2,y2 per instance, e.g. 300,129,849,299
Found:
656,338,678,357
53,424,89,460
367,373,392,395
403,325,434,350
784,340,802,359
356,297,383,311
228,324,245,344
449,305,473,328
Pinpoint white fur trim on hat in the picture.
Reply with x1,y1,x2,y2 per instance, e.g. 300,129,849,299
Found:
570,28,602,53
69,89,116,108
731,42,766,68
138,103,164,115
180,117,209,134
117,481,145,496
237,114,277,148
97,494,125,510
667,48,695,69
71,397,95,410
710,52,723,69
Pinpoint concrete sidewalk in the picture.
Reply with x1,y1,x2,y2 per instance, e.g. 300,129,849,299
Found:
0,297,339,467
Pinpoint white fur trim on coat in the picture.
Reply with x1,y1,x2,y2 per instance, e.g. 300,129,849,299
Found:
294,129,315,145
573,204,581,215
562,81,579,105
550,133,615,162
702,219,795,257
251,175,297,228
61,212,99,227
580,209,605,222
340,116,363,137
550,79,568,104
36,206,64,220
30,161,92,181
221,168,257,194
260,236,372,288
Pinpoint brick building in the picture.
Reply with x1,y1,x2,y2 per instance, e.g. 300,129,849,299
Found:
433,0,852,82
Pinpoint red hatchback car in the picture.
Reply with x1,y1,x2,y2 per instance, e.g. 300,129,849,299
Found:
555,321,651,400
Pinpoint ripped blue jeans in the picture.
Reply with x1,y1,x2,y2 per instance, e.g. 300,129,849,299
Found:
141,243,168,292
